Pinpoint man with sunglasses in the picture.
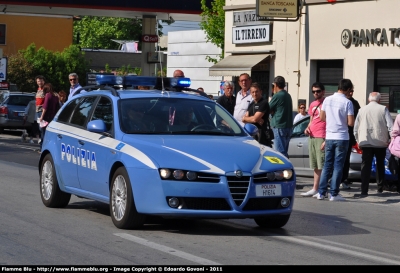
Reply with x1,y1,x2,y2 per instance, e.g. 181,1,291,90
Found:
301,82,326,197
67,73,83,101
315,79,355,201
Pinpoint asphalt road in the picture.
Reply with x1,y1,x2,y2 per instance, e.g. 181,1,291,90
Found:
1,130,400,265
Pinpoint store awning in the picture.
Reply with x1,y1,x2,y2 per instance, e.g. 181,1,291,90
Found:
209,54,272,77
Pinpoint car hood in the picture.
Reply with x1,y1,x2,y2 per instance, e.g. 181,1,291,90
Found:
120,134,293,174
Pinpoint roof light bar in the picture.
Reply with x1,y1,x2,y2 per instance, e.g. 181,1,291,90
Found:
95,75,191,89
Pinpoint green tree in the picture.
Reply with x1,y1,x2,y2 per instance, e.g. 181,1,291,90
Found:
7,43,89,93
200,0,225,63
74,16,166,50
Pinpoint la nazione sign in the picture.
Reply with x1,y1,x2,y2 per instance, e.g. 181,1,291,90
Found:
257,0,299,18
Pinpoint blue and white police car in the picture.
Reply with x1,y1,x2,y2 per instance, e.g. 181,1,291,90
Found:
39,75,296,229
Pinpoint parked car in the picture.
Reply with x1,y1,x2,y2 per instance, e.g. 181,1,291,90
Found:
288,116,362,179
38,75,296,229
0,92,35,133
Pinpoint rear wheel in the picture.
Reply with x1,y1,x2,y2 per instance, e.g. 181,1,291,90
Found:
254,214,291,228
110,167,145,229
40,154,71,207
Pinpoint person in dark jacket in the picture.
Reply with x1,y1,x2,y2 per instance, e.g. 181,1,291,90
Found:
341,88,361,189
217,81,236,115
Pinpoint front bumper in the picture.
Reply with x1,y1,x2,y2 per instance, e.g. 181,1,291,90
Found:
128,168,296,218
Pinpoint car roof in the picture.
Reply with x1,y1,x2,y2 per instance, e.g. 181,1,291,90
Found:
77,87,211,102
116,89,211,100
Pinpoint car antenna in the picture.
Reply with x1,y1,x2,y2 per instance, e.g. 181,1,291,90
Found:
156,18,165,93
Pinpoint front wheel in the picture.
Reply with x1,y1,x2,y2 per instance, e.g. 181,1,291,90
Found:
40,154,71,207
254,214,291,228
110,167,145,229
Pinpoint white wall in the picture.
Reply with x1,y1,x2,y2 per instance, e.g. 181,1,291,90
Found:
167,29,223,96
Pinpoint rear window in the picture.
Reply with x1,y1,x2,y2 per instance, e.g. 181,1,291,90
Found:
8,95,34,106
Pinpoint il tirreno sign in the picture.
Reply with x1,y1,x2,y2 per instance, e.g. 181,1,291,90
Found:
341,27,400,47
232,25,270,44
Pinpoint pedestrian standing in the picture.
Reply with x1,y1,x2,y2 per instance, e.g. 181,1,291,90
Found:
233,73,253,127
58,90,67,106
340,88,361,189
389,114,400,194
35,75,46,144
242,83,272,147
354,92,393,196
173,70,185,78
217,81,236,115
293,103,309,124
23,99,40,144
67,73,82,101
315,79,354,201
39,83,60,149
301,82,326,197
269,76,293,158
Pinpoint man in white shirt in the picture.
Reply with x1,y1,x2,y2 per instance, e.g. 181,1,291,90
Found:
67,73,83,101
315,79,354,201
233,73,253,127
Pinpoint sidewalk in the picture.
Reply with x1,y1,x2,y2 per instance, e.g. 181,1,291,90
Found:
296,176,400,204
0,130,40,148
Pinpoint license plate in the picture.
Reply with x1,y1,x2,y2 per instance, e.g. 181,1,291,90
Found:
17,112,24,117
256,184,281,196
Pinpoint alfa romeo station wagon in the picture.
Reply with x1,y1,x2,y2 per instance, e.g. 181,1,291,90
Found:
39,75,296,229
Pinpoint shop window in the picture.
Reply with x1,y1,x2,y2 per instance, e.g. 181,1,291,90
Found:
0,24,5,45
317,60,343,97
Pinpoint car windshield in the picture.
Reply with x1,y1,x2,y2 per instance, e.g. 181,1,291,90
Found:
119,98,246,136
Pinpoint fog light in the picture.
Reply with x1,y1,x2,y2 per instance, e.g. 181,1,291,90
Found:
173,170,184,179
160,169,171,179
275,171,284,180
281,198,290,208
186,171,197,181
266,172,275,181
168,197,180,208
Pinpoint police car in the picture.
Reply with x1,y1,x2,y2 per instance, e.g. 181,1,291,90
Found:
38,75,296,229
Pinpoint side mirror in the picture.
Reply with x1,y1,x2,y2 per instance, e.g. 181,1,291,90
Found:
87,120,107,133
243,123,258,136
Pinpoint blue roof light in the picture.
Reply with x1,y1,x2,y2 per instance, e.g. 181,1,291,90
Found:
95,75,192,89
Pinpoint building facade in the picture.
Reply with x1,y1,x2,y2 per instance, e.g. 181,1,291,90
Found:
212,0,400,111
168,29,223,96
0,13,73,56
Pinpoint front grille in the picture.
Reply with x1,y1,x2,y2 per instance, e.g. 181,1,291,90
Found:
227,175,250,206
167,197,231,210
242,197,291,211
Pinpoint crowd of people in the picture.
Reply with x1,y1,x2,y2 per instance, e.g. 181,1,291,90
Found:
215,74,400,198
22,73,81,151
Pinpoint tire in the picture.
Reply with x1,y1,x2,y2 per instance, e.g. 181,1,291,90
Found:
110,167,145,229
40,154,71,208
0,127,3,134
254,214,291,228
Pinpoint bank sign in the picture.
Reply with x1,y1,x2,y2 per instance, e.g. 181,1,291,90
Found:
257,0,299,18
341,27,400,47
232,10,271,44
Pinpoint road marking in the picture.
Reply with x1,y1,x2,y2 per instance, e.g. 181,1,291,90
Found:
114,233,221,265
264,231,400,265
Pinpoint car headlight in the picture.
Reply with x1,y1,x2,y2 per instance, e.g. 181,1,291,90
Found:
160,168,171,179
283,169,293,180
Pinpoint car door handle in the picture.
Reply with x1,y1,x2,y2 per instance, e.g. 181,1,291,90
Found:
57,134,62,139
297,143,303,147
78,140,85,145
